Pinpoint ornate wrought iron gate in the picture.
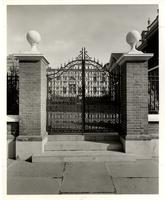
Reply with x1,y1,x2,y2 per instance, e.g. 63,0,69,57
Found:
47,48,120,134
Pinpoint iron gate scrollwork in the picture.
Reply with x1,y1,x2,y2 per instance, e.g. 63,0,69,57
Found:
7,56,19,115
148,67,159,114
109,65,120,127
47,48,120,134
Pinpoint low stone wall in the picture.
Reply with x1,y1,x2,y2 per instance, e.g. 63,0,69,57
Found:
7,122,19,137
7,116,19,159
148,121,159,158
148,122,159,137
7,135,16,159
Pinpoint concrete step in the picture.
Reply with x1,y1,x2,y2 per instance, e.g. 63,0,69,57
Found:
32,151,136,163
84,133,120,141
48,135,84,141
48,132,119,141
44,141,122,151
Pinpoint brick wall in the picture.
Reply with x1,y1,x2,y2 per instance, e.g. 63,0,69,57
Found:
19,57,47,137
120,61,149,138
126,62,148,136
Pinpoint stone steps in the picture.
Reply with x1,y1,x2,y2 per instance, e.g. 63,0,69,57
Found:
32,133,123,163
48,132,119,141
48,135,84,141
44,141,122,151
32,151,136,162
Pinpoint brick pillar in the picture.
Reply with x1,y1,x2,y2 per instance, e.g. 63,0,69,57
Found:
14,54,49,160
116,54,153,156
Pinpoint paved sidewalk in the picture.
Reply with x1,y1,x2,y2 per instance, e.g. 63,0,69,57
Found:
7,158,158,194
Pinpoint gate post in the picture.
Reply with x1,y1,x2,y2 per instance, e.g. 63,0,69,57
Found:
14,31,49,160
114,31,153,156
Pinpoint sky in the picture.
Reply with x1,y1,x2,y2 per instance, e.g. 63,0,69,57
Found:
7,4,158,68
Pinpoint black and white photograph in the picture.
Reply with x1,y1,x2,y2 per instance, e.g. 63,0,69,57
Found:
1,1,163,197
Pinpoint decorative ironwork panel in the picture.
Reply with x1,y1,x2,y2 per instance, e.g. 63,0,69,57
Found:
47,48,120,134
84,62,115,132
109,65,120,130
7,56,19,115
47,66,82,134
148,67,159,114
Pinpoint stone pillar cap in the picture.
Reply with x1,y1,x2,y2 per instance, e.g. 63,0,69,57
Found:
26,30,41,54
116,53,153,66
13,53,49,65
126,30,143,54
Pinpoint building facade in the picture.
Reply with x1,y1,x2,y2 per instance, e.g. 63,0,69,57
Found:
137,14,159,114
47,65,109,98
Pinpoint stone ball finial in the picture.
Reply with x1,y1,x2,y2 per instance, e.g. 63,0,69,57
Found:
26,30,41,53
126,30,143,54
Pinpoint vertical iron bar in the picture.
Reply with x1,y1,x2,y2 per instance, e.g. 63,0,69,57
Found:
46,75,49,133
154,80,156,111
82,47,85,133
118,65,121,127
149,80,151,111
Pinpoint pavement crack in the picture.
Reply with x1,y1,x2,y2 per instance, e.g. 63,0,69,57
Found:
105,163,117,194
59,162,67,194
111,176,117,194
52,176,63,179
